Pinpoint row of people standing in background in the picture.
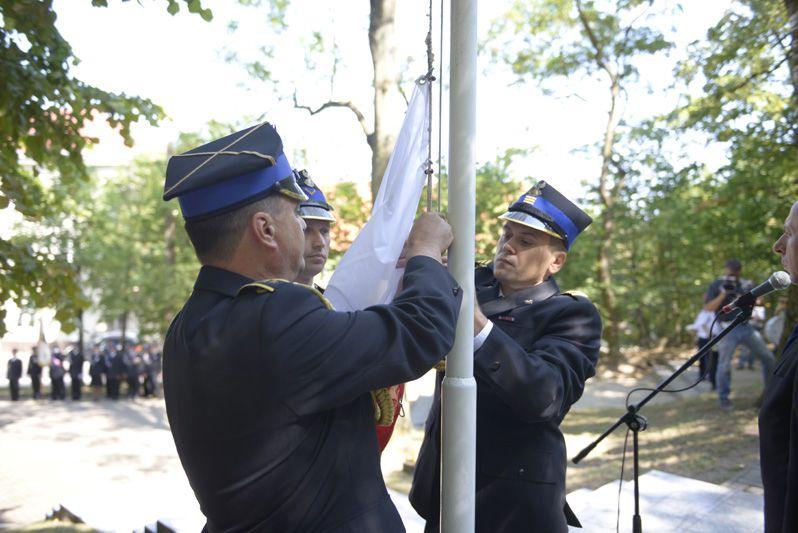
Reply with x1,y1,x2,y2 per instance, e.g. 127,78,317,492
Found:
5,344,161,401
88,345,162,400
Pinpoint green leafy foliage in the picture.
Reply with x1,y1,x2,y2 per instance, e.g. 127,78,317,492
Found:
326,181,371,269
671,0,798,354
490,0,673,85
0,0,210,336
491,0,676,364
76,158,198,339
492,0,798,358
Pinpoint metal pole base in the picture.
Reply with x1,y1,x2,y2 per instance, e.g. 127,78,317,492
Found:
440,375,477,533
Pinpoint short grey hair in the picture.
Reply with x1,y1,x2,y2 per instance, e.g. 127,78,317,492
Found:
184,195,281,264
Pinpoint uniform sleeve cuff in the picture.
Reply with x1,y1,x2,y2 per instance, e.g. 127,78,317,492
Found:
473,320,494,352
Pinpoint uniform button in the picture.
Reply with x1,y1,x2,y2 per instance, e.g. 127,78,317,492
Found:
452,286,461,296
518,468,525,476
490,361,501,371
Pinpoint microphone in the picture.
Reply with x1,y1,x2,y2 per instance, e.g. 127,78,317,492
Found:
721,271,792,314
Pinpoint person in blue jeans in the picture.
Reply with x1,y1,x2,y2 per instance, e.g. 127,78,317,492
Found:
704,259,775,410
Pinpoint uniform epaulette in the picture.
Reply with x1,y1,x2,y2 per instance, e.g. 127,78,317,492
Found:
236,281,277,295
302,283,334,310
237,279,334,311
561,290,588,299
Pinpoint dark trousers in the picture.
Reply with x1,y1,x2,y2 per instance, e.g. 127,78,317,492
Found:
697,337,718,389
31,376,41,399
9,379,20,401
107,377,120,400
70,377,82,400
51,378,66,400
143,374,155,397
126,376,139,398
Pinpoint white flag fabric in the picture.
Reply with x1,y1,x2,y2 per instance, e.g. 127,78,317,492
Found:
37,318,51,362
324,82,431,311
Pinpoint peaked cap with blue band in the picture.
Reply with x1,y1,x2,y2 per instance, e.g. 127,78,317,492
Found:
499,180,592,250
163,122,307,221
295,170,336,223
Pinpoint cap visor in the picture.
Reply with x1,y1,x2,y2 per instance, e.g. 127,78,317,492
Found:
274,174,308,201
498,211,564,241
299,205,336,223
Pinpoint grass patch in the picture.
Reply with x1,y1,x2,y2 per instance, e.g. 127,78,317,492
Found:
386,382,762,495
564,383,761,491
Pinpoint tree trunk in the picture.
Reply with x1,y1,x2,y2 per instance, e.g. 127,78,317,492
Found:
786,0,798,93
120,310,128,352
597,78,623,366
368,0,403,202
76,264,84,354
78,309,84,355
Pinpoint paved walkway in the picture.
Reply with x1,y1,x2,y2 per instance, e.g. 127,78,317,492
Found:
572,360,763,411
0,362,766,531
0,398,199,530
0,397,424,531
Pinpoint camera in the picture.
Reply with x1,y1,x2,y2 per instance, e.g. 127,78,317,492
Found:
720,276,738,293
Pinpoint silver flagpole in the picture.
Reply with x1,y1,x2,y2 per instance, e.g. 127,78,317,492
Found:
440,0,477,531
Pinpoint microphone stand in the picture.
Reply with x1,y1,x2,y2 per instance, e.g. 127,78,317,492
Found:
572,305,753,533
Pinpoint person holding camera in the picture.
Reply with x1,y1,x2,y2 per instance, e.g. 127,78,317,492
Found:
704,259,775,410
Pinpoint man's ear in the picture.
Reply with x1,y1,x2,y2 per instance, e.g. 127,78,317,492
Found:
250,211,279,251
547,250,568,277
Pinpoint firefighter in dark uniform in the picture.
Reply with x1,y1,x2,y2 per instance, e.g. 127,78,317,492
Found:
28,348,42,399
7,349,22,401
293,170,404,451
50,348,66,400
293,169,335,290
410,181,603,533
68,346,84,400
124,351,140,399
161,123,462,532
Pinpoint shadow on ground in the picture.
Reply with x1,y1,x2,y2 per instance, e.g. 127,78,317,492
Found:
3,521,95,533
564,383,762,491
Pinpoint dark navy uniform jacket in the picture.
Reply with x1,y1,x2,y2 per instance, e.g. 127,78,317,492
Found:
7,358,22,380
69,351,84,379
410,266,602,533
163,256,461,533
759,325,798,533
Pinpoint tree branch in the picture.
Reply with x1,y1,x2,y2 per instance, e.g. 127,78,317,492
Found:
725,55,790,94
609,156,629,200
622,0,653,47
397,81,409,106
292,92,373,142
575,0,616,80
618,0,654,74
770,28,790,55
